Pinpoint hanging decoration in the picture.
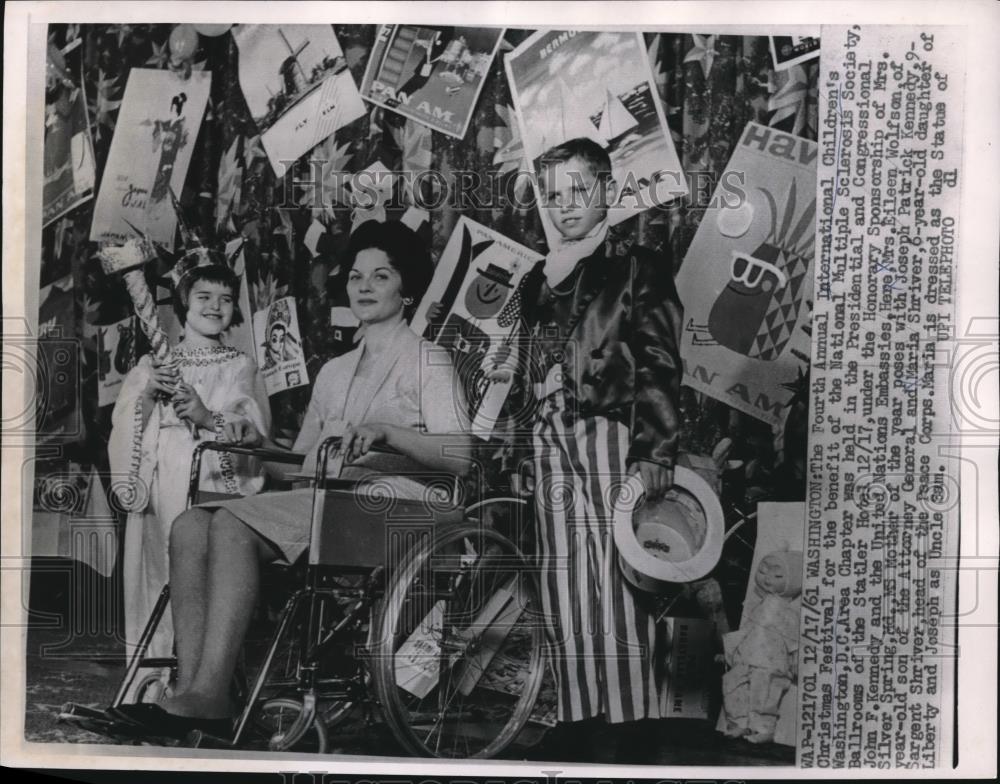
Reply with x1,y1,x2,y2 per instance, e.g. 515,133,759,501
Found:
168,23,200,79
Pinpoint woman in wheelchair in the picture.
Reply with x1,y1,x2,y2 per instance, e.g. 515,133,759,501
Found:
112,221,472,736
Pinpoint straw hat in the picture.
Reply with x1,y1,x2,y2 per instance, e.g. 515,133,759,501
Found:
613,466,725,593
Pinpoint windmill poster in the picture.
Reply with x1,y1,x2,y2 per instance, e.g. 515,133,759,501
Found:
504,30,685,245
410,217,543,438
89,68,211,250
360,25,506,139
675,122,816,428
232,25,365,176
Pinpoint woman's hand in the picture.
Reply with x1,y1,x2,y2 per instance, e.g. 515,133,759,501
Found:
342,422,390,462
219,419,263,446
172,382,214,430
144,357,179,399
629,460,674,501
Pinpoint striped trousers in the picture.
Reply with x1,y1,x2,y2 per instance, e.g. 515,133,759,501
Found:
532,391,663,724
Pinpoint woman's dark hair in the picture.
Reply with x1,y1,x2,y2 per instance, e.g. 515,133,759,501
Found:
173,265,244,328
344,220,433,320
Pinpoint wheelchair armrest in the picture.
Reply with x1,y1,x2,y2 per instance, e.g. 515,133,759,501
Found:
195,441,307,464
314,436,463,505
187,441,307,508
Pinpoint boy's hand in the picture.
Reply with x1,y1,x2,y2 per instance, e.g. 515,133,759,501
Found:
629,460,673,501
509,461,535,497
172,383,213,430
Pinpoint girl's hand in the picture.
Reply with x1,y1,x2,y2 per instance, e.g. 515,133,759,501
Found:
343,423,390,462
144,357,179,398
172,383,213,430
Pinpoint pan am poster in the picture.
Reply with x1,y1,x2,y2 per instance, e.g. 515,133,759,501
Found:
360,25,506,139
505,30,686,245
675,122,816,429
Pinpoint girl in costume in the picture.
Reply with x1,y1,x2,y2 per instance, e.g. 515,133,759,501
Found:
109,259,270,667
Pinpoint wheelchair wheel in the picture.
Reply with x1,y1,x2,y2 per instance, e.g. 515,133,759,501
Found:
373,523,545,758
255,698,328,753
130,670,173,704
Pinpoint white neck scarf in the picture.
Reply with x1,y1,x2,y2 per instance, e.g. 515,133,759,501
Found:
543,220,609,288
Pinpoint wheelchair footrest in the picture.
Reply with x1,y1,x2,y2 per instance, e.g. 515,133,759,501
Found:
57,702,174,743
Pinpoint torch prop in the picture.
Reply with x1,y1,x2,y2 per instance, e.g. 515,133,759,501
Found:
97,233,196,435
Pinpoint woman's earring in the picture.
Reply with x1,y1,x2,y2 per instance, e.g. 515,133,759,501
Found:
403,297,414,306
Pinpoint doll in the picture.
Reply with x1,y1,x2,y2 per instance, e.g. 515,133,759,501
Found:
721,549,803,743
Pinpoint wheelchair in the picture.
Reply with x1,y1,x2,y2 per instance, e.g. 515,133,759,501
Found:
60,436,548,759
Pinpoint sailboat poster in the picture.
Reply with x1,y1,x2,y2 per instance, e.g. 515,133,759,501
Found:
505,30,686,244
232,25,366,176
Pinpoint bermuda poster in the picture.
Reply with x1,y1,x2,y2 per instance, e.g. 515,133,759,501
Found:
505,29,685,245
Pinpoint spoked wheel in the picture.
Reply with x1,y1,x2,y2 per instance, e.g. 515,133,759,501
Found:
254,698,328,753
373,522,545,758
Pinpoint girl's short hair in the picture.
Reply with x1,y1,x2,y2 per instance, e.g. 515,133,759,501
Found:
344,220,433,319
173,265,244,327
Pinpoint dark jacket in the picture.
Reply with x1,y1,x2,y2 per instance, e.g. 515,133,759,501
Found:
503,239,683,472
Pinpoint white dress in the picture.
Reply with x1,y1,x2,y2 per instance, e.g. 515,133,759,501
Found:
109,345,270,658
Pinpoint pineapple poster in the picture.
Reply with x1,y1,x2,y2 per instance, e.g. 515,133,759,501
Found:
504,30,686,245
360,25,506,139
232,25,365,176
676,122,816,428
410,217,543,438
89,69,211,249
